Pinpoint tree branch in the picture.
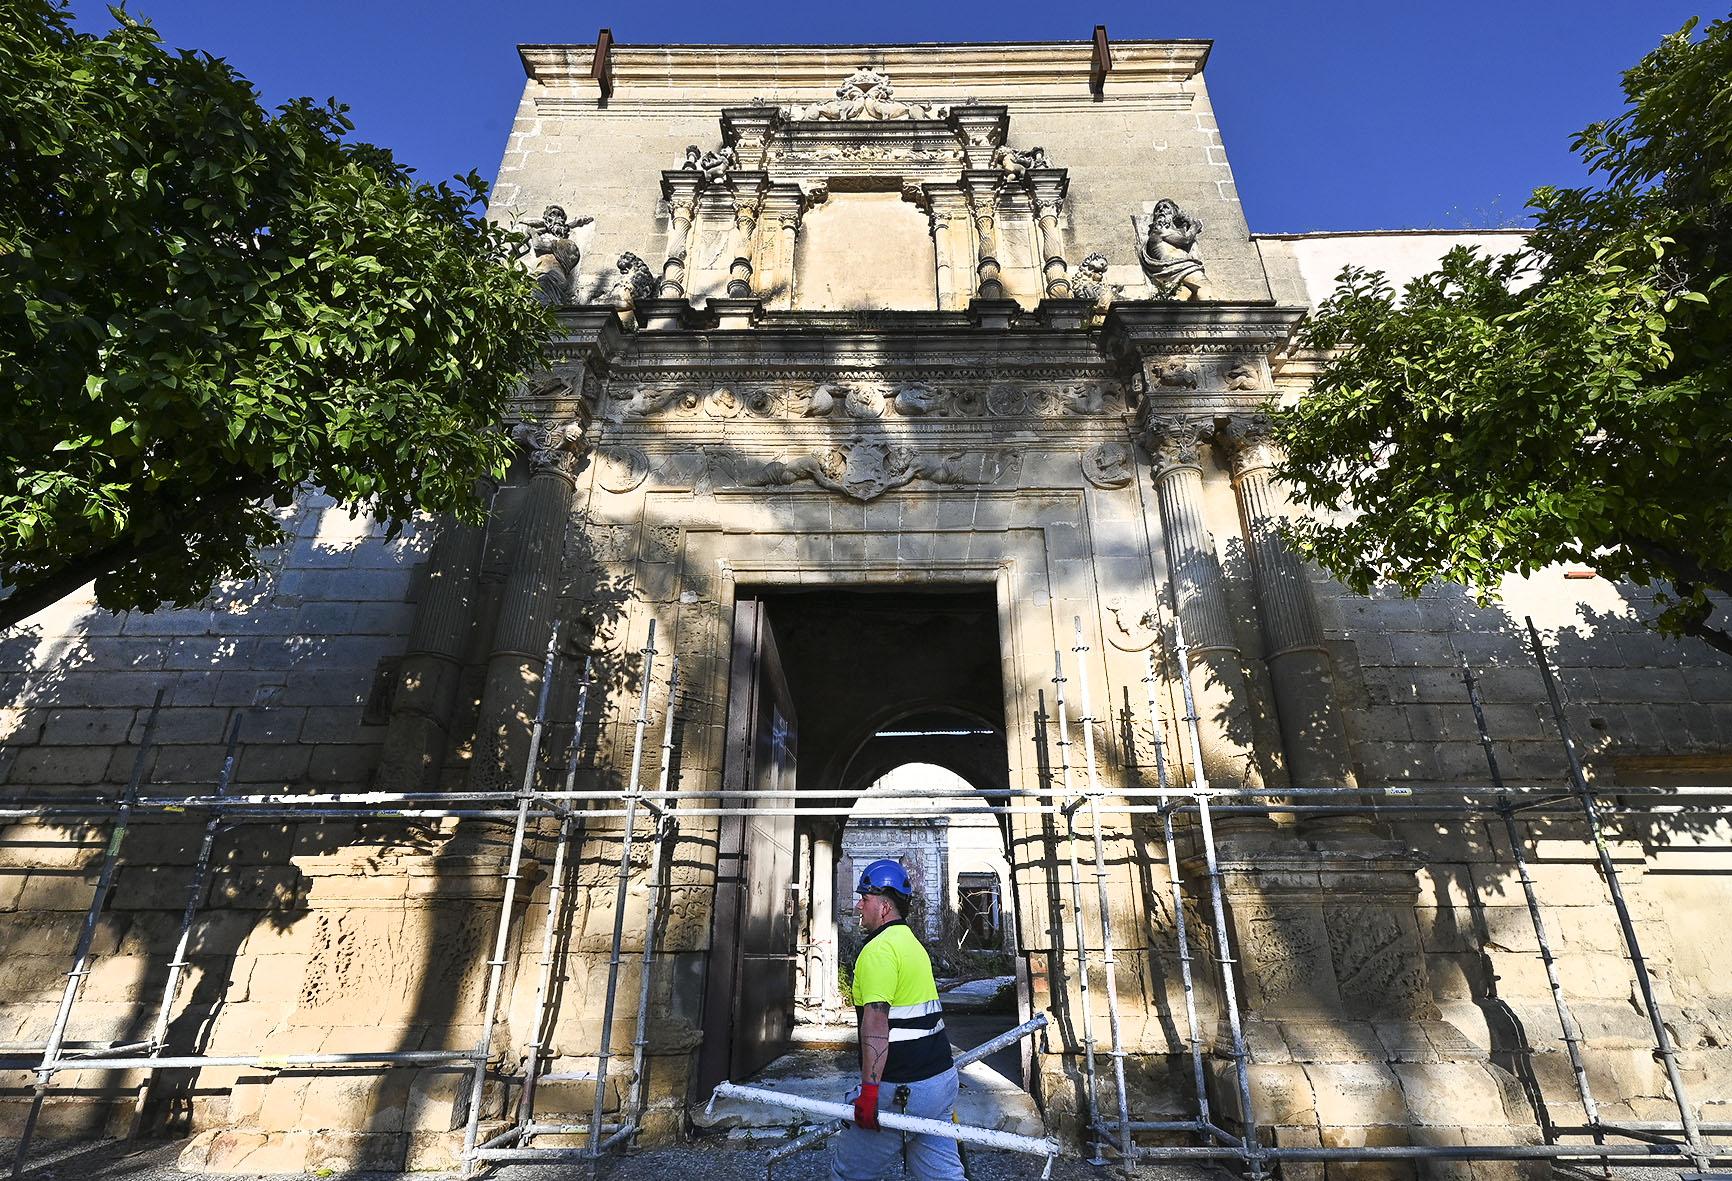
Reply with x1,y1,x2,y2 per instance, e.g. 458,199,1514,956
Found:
1670,581,1732,659
0,536,151,633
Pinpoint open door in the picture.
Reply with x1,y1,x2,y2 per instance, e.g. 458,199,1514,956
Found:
697,598,799,1091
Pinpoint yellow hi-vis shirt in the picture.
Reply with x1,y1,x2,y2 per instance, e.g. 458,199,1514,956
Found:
851,921,953,1083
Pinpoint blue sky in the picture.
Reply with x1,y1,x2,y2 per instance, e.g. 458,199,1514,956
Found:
79,0,1707,232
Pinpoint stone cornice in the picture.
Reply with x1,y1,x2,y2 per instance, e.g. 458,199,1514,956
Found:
1101,301,1308,356
518,40,1212,96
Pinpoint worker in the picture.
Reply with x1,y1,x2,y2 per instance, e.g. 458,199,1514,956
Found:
832,858,965,1181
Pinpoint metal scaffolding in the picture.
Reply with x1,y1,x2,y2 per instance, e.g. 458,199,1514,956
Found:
3,610,1732,1178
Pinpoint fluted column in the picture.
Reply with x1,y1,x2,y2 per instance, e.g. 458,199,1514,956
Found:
726,173,769,298
1026,169,1071,299
374,505,489,791
467,419,589,793
1140,413,1273,834
657,171,703,298
962,171,1006,301
1218,416,1378,839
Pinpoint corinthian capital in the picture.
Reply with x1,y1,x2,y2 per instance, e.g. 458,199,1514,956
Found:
1215,414,1282,479
513,418,590,478
1137,411,1211,474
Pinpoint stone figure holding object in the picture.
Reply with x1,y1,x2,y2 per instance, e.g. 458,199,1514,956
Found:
522,204,592,307
1135,198,1213,301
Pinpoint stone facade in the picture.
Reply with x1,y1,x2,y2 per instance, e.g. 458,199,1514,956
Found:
2,36,1731,1178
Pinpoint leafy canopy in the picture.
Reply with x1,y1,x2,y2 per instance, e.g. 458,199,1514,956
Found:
1273,16,1732,654
0,1,556,630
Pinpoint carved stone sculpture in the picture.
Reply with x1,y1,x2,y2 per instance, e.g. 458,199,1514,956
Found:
1135,198,1212,301
523,205,592,307
990,144,1050,178
698,146,737,184
1224,358,1261,391
712,438,1018,501
1071,252,1118,314
680,145,702,171
1153,360,1199,389
782,68,949,122
893,385,941,416
609,252,656,330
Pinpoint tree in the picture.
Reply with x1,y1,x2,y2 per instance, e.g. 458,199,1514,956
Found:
1272,16,1732,655
0,1,556,631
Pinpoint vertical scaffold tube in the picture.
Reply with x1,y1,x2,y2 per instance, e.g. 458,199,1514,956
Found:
1170,613,1265,1181
11,688,164,1180
1070,618,1134,1177
592,618,659,1157
1463,660,1603,1156
1525,618,1708,1173
1051,650,1102,1160
517,656,596,1132
129,710,246,1137
630,658,681,1130
460,630,559,1178
1144,650,1212,1131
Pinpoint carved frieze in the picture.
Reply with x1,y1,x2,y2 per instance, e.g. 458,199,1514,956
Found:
601,378,1129,422
696,438,1020,501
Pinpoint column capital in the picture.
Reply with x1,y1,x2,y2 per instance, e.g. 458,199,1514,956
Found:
726,171,771,213
660,169,704,213
1215,413,1282,480
1138,411,1212,474
512,417,590,481
1025,168,1070,218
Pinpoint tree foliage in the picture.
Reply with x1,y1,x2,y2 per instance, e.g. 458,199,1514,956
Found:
0,1,555,630
1273,16,1732,654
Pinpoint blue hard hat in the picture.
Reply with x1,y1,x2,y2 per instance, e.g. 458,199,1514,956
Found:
856,858,912,898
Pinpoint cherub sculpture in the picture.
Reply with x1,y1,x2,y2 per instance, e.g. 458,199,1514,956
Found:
698,145,736,184
1135,198,1212,301
991,144,1051,178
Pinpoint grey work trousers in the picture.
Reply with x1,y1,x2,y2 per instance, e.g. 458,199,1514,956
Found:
829,1066,966,1181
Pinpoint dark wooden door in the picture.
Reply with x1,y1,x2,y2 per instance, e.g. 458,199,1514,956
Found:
697,598,799,1092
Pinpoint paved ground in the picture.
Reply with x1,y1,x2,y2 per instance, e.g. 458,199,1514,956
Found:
7,1137,1223,1181
8,1137,1716,1181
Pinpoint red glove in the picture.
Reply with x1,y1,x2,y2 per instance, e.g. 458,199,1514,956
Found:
852,1082,881,1131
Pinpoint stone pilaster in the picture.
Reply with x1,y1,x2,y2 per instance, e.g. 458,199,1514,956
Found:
758,183,805,311
467,419,590,793
962,171,1006,301
657,171,703,298
374,507,489,791
1217,415,1380,840
921,183,973,312
726,172,769,298
1137,412,1272,834
1026,169,1071,299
